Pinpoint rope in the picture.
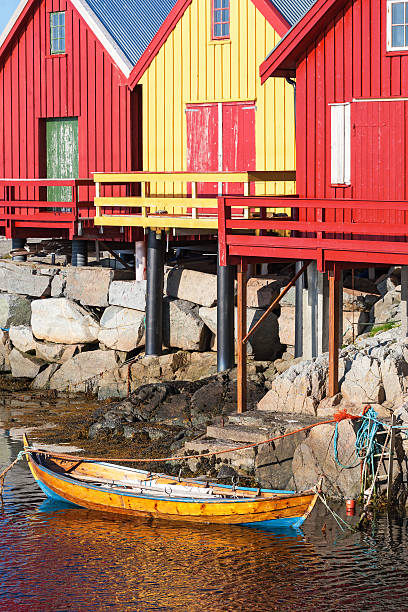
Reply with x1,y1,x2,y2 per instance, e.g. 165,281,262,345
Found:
24,411,361,465
0,450,27,504
316,490,355,532
334,405,383,471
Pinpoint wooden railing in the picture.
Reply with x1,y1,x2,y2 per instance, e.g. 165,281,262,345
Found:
0,179,94,238
218,196,408,267
93,171,296,231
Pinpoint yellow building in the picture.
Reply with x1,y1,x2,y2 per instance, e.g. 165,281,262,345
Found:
126,0,299,198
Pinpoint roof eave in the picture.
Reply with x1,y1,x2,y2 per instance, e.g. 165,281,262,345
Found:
260,0,347,83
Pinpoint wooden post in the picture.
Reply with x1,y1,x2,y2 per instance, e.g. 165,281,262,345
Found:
387,414,397,502
237,259,247,414
328,265,340,396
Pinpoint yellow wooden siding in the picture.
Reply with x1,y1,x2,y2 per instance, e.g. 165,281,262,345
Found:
140,0,296,197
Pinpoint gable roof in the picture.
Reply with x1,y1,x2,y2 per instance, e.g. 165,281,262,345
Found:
260,0,346,82
127,0,305,89
0,0,179,78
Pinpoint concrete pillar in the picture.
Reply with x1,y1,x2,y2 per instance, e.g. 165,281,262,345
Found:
401,266,408,337
72,240,88,267
145,230,164,356
217,259,235,372
295,260,304,358
11,238,27,262
135,240,147,281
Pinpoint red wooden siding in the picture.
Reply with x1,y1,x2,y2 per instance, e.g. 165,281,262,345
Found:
0,0,142,239
296,0,408,203
186,103,219,194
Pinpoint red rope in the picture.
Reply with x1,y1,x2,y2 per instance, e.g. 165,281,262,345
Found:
27,412,362,464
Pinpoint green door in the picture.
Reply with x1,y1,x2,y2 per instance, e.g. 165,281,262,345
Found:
46,117,78,203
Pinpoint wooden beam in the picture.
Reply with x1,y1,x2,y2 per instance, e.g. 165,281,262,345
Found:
328,265,341,396
243,261,310,344
237,260,247,414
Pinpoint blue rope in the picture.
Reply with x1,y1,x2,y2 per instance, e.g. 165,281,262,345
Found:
334,406,382,470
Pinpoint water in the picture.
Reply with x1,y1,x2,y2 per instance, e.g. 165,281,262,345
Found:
1,418,408,610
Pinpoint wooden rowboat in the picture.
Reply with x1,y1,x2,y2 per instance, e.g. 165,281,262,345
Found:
23,434,320,528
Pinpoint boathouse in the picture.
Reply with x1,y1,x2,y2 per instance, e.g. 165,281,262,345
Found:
218,0,408,410
0,0,178,259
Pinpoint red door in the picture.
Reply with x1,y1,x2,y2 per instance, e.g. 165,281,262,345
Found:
186,101,256,196
351,100,406,238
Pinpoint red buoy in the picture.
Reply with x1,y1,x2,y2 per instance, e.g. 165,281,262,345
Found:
346,499,356,515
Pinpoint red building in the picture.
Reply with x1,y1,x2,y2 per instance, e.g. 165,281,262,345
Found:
218,0,408,405
0,0,177,248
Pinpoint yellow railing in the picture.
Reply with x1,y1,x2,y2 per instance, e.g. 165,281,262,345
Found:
93,171,295,231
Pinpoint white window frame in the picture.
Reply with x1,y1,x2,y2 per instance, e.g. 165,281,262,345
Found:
330,103,351,186
387,0,408,51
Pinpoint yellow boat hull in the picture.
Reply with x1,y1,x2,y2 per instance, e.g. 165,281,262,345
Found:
24,437,318,529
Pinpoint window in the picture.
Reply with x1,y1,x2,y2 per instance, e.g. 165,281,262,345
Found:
387,1,408,50
331,103,350,185
50,12,65,54
212,0,230,39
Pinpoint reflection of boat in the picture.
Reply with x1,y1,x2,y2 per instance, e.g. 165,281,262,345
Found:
24,434,319,528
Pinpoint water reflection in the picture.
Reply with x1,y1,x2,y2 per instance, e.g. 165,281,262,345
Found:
1,415,408,610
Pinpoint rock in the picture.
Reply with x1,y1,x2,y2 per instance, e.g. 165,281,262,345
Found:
292,420,361,499
343,311,370,342
51,273,66,297
31,363,60,389
9,325,36,353
342,287,380,311
49,349,121,392
0,294,32,329
343,275,378,294
164,298,211,351
35,341,79,364
380,349,408,404
274,356,302,374
246,276,285,308
0,262,52,297
376,274,400,297
255,426,308,490
166,268,217,307
258,355,328,415
341,353,385,404
198,306,280,360
64,267,131,308
279,305,295,349
0,330,11,372
98,306,145,352
31,298,99,344
371,286,401,324
108,280,147,311
9,348,46,379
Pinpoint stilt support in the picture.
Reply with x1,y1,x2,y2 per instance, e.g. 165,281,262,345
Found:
11,238,27,262
72,239,88,267
135,240,147,281
146,229,164,356
328,264,341,396
237,259,247,414
217,258,235,372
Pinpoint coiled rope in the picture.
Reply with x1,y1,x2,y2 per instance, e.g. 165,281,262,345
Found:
333,405,382,470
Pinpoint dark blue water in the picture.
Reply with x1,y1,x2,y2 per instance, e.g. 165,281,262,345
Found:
1,427,408,611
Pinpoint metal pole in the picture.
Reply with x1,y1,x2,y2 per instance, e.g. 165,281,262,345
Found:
71,239,88,267
217,256,235,372
11,238,27,262
328,265,340,396
145,229,164,356
237,259,247,414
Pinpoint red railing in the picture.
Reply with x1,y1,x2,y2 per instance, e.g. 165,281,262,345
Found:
218,196,408,268
0,179,95,239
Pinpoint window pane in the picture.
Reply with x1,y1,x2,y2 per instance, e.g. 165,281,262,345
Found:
222,0,229,7
222,22,229,36
406,25,408,44
59,12,65,25
214,23,221,36
392,2,405,24
51,13,58,25
214,9,222,21
222,9,229,21
392,24,405,46
214,0,221,8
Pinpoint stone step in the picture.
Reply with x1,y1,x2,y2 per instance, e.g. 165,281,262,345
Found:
228,410,315,429
206,423,273,444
